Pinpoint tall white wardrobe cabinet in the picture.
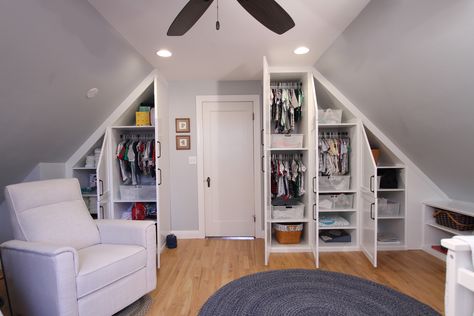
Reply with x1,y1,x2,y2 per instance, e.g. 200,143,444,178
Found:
262,58,407,268
66,72,171,268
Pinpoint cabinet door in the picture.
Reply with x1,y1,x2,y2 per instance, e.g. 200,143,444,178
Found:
309,75,319,268
360,126,378,267
263,56,271,265
97,129,111,219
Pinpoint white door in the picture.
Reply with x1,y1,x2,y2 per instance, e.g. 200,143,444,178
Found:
97,130,111,219
203,100,255,237
263,56,271,264
309,75,319,268
360,126,378,267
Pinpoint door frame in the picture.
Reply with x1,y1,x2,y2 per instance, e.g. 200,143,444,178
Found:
196,95,262,238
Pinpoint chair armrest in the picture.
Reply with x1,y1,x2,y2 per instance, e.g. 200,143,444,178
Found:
95,219,156,248
0,240,79,315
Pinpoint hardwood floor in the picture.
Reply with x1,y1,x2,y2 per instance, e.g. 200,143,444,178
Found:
148,239,445,315
0,239,445,315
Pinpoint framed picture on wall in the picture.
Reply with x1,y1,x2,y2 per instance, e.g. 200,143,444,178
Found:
176,135,191,150
175,118,190,133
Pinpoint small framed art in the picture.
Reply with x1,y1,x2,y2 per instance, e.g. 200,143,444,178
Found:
175,118,190,133
176,135,191,150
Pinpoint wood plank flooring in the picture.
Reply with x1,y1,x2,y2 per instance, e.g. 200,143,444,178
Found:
0,239,445,315
148,239,445,315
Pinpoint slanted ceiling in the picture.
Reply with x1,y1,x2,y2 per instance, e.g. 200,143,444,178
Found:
316,0,474,202
0,0,152,193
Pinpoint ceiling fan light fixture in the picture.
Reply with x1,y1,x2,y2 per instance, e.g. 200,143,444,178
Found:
156,49,173,57
294,46,310,55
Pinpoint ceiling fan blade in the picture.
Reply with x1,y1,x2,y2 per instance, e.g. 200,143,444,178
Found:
167,0,215,36
237,0,295,35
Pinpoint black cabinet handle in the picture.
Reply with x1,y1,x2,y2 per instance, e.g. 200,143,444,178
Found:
261,156,265,173
100,205,104,219
206,177,211,188
370,202,375,220
260,129,264,146
370,175,375,193
99,180,103,197
157,141,162,159
312,177,317,193
313,204,317,221
158,168,162,185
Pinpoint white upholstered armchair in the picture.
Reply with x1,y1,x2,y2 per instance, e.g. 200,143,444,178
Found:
0,178,157,316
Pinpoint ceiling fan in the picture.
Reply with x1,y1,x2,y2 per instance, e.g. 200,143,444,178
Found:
167,0,295,36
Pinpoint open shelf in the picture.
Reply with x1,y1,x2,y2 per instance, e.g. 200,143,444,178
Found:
267,148,309,151
319,209,356,213
318,123,358,128
378,216,405,220
426,223,473,236
319,226,357,230
319,190,357,194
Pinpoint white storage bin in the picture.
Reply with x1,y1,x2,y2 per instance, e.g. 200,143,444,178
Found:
119,185,156,200
319,176,351,191
319,194,353,210
272,203,305,220
271,134,303,148
378,198,400,216
318,109,343,124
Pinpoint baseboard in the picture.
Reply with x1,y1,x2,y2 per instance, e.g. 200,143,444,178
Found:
172,230,205,239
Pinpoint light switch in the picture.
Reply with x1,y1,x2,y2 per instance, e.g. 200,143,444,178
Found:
188,156,197,165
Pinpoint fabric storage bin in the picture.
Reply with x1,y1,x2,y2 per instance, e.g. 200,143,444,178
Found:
274,223,303,244
433,209,474,231
271,134,303,148
378,198,400,216
318,109,342,124
319,175,351,191
319,194,353,210
119,185,156,200
272,203,304,220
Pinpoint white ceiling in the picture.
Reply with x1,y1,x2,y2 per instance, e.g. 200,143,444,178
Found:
88,0,370,80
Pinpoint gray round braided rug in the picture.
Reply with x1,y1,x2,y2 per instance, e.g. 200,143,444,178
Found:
199,269,440,316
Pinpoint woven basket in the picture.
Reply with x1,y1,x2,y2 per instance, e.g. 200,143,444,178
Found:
433,209,474,231
274,223,303,244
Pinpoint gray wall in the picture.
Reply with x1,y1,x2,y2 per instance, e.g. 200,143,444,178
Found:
168,81,262,231
0,0,152,194
316,0,474,202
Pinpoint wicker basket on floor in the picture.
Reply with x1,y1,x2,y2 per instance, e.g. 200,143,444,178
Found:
433,209,474,231
274,223,303,244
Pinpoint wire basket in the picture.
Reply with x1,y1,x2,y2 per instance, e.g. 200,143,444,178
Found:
433,209,474,231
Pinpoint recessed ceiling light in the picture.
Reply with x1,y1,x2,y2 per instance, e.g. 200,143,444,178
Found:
156,49,172,58
294,46,310,55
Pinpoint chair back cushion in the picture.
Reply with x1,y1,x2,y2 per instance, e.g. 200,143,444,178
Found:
4,178,100,249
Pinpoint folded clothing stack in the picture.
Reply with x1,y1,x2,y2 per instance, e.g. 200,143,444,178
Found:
319,215,350,227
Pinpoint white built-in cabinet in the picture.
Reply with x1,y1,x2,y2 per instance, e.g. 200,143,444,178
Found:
263,58,407,267
67,75,170,268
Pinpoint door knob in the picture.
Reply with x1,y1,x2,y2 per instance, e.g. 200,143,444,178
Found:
206,177,211,188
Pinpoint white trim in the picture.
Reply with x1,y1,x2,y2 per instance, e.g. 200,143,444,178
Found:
65,70,159,175
196,95,262,238
172,230,205,239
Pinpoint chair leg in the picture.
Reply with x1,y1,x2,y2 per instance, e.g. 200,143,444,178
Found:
0,252,13,316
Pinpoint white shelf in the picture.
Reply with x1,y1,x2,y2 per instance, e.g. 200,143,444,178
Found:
319,209,356,213
267,217,311,223
318,123,358,128
378,216,405,220
319,240,357,250
267,147,309,151
270,239,311,252
426,222,474,236
377,240,401,246
378,188,405,192
376,164,405,169
319,226,357,230
112,125,154,130
82,193,97,198
113,199,157,203
424,200,474,217
319,190,357,194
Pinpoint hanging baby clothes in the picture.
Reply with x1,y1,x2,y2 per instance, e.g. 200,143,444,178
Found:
318,132,350,176
271,153,306,200
270,82,304,134
116,136,156,185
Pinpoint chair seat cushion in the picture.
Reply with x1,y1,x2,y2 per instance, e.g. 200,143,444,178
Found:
77,244,147,298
